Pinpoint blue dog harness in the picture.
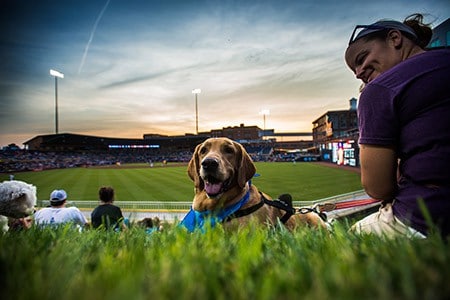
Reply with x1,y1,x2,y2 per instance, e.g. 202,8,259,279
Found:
180,183,252,232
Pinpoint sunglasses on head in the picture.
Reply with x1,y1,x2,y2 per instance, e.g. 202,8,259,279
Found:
348,24,387,45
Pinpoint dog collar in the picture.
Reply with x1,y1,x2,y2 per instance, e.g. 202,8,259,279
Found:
180,182,252,232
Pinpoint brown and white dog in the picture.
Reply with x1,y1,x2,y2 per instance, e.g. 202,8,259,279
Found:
180,137,327,231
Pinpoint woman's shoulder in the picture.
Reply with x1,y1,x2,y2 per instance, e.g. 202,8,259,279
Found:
368,49,450,89
413,49,450,64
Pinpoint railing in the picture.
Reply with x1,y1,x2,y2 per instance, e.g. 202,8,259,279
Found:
38,200,193,211
37,189,369,211
307,189,369,205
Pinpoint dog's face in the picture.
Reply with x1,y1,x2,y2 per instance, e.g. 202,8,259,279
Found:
188,137,256,199
0,180,37,218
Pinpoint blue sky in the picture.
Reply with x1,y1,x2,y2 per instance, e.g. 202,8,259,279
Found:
0,0,448,147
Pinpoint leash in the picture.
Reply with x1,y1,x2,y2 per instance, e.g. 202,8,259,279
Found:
260,193,296,223
224,194,381,225
331,198,380,210
225,192,328,224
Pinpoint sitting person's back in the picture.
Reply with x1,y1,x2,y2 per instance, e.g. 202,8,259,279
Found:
91,186,126,230
34,189,87,227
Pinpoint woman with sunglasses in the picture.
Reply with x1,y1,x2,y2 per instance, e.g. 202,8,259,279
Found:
345,14,450,238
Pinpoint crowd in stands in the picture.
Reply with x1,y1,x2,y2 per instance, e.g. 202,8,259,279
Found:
0,149,193,173
0,145,320,173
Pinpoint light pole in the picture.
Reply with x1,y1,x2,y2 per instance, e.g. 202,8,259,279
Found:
50,69,64,134
192,88,201,134
260,109,270,131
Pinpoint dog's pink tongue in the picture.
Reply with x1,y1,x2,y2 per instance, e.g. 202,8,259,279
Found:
205,182,222,195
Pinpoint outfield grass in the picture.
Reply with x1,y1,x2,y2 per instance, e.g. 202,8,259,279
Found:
0,162,362,202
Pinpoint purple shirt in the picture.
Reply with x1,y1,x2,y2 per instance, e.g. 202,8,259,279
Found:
358,49,450,236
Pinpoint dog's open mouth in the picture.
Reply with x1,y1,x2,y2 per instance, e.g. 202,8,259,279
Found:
203,176,228,198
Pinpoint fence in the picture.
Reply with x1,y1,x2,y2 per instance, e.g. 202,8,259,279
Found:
37,189,369,211
38,200,192,211
37,189,373,222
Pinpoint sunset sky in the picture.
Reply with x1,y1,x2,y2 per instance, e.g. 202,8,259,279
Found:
0,0,448,147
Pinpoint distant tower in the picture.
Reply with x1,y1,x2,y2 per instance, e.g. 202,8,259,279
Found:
349,97,357,111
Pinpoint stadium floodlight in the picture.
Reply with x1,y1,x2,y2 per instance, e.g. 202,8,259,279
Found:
50,69,64,134
192,89,201,134
260,109,270,131
50,69,64,78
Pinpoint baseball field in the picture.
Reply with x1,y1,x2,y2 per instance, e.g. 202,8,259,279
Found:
1,162,362,202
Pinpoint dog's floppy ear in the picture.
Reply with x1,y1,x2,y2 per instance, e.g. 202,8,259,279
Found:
235,142,256,188
187,143,204,190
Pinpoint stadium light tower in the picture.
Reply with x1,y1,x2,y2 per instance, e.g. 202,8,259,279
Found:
260,109,270,131
50,69,64,134
192,88,201,134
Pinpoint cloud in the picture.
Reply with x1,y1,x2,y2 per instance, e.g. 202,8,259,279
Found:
78,0,112,74
1,0,448,146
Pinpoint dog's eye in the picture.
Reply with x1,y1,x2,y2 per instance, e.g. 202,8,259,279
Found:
199,146,208,155
224,145,234,154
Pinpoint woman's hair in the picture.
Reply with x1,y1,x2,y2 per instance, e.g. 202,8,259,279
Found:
358,13,433,49
403,14,433,49
99,186,114,203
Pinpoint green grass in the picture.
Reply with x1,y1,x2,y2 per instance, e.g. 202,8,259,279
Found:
1,222,449,300
0,162,362,202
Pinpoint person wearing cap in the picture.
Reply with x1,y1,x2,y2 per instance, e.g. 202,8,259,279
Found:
345,13,450,238
91,186,127,231
34,189,88,228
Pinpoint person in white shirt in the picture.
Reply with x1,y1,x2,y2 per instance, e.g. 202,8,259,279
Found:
34,189,87,228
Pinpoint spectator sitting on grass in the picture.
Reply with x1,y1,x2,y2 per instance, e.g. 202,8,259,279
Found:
34,189,88,228
345,14,450,238
91,186,127,231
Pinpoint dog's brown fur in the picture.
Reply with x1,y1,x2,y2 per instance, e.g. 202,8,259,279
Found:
187,137,326,230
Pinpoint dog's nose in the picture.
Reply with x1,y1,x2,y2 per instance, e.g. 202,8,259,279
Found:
201,158,219,171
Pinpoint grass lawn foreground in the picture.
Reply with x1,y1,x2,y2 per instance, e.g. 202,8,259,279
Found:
1,222,449,300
